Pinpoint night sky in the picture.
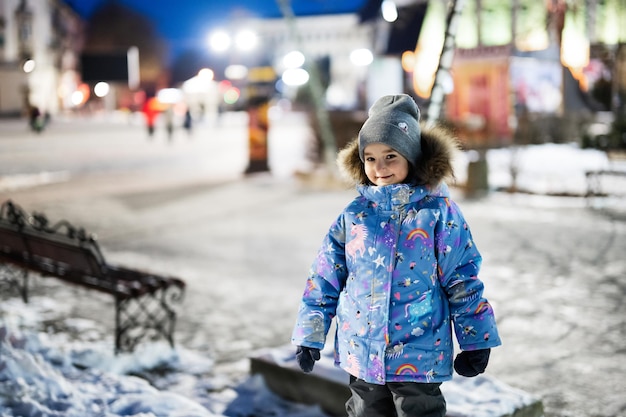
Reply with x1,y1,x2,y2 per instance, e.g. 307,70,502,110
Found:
66,0,369,57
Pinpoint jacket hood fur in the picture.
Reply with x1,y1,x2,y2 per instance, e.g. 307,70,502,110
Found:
337,123,459,188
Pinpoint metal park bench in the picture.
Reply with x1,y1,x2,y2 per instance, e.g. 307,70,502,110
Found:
585,169,626,198
0,200,186,354
585,169,626,218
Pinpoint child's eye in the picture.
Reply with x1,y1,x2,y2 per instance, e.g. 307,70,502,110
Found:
386,154,397,160
365,157,375,162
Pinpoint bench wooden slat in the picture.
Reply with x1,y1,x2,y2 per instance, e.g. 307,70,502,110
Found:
0,227,29,255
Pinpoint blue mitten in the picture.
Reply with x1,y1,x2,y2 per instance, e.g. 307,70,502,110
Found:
296,346,321,373
454,348,491,377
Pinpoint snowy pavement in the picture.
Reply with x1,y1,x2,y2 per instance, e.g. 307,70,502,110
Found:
1,115,626,416
2,176,625,417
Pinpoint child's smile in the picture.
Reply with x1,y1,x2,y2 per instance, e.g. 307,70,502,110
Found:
363,143,409,186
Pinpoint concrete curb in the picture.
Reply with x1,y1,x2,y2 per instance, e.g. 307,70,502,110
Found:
250,345,544,417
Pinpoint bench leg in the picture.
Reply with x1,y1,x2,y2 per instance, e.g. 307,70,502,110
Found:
0,264,29,303
586,173,602,197
113,285,184,354
115,297,122,355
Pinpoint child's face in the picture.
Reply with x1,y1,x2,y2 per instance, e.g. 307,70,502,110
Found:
363,143,409,186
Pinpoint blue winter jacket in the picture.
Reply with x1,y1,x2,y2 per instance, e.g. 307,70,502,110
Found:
292,180,501,384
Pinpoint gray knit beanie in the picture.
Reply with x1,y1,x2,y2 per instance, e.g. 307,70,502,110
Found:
358,94,422,165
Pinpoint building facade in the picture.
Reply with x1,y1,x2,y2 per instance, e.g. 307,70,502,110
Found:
0,0,84,117
418,0,626,147
224,13,379,110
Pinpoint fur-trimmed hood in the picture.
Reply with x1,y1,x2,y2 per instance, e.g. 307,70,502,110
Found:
337,123,459,188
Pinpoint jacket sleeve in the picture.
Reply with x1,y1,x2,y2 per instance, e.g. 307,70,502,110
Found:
291,212,349,350
435,199,502,351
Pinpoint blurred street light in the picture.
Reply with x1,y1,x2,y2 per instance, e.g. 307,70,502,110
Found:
560,10,589,71
411,0,446,99
235,30,259,52
281,68,309,86
182,68,216,94
71,84,90,107
225,64,248,80
223,87,240,104
381,0,398,22
71,91,84,106
350,48,373,66
208,30,231,53
198,68,214,81
209,29,260,53
23,59,35,73
277,50,309,93
282,50,305,69
93,82,110,98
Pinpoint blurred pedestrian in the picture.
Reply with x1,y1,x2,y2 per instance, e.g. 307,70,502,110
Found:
42,111,51,127
28,105,43,133
142,97,160,138
183,108,192,137
292,94,501,417
164,106,174,142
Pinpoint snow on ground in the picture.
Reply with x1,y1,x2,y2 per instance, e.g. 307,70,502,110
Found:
455,142,619,196
1,142,625,417
0,298,328,417
0,296,540,417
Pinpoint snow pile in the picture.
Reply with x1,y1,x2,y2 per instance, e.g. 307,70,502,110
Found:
0,316,215,417
0,296,542,417
0,298,335,417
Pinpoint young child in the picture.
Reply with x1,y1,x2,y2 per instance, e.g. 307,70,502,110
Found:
291,94,501,417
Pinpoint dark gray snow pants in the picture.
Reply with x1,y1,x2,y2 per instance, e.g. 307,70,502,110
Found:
346,376,446,417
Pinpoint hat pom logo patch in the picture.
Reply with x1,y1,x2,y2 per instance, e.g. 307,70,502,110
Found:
397,122,409,134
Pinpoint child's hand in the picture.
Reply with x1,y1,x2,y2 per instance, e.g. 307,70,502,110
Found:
296,346,321,373
454,348,491,377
